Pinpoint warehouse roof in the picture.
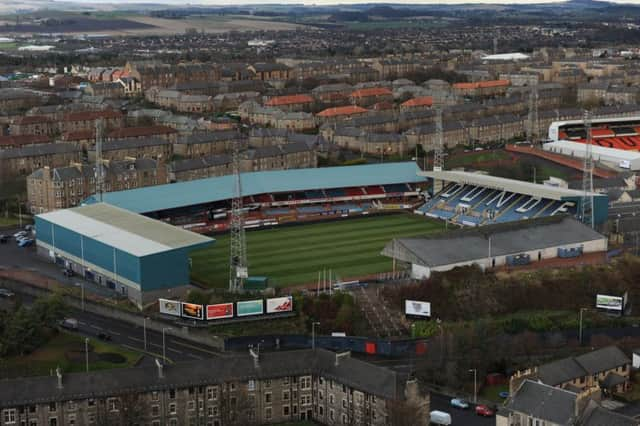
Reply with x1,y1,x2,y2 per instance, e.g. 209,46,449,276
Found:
381,216,604,268
421,170,601,200
36,203,212,257
84,162,425,214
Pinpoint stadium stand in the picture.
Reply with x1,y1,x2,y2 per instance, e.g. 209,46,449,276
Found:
417,171,606,226
84,162,426,232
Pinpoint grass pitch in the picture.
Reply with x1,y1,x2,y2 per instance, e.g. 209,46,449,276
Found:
190,214,443,289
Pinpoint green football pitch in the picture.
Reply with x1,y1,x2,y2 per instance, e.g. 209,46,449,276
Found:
190,214,443,288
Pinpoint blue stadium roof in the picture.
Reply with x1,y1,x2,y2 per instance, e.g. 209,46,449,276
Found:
84,162,425,214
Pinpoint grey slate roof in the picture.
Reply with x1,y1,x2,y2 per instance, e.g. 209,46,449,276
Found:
505,380,578,425
382,216,604,268
0,143,80,159
93,137,170,152
177,131,243,145
171,154,232,173
575,346,630,375
0,349,403,408
579,400,637,426
538,358,586,387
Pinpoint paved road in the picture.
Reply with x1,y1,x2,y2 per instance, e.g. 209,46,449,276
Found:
429,392,497,426
4,292,223,363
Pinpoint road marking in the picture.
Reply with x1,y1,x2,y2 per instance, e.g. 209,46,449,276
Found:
78,321,87,326
108,330,121,336
169,340,220,356
128,336,144,343
188,353,203,360
89,324,103,330
168,347,182,354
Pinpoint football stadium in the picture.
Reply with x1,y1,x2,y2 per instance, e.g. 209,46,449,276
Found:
545,116,640,170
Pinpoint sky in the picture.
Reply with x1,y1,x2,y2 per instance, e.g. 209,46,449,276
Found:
54,0,640,4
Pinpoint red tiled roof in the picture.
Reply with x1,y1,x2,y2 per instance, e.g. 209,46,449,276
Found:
63,110,122,122
265,94,314,107
350,87,393,98
372,101,394,111
13,115,52,125
453,80,510,90
401,96,433,108
108,125,177,138
317,105,369,117
0,135,50,147
61,130,95,141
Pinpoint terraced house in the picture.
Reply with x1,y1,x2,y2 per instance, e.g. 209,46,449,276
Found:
0,349,429,426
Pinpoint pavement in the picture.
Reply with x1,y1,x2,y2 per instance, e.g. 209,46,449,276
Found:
429,392,497,426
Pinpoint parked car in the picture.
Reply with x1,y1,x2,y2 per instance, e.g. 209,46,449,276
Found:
450,398,470,409
0,235,9,244
97,332,112,341
18,238,34,247
429,410,452,425
12,231,27,239
0,289,15,298
476,404,495,417
60,318,79,330
62,268,74,277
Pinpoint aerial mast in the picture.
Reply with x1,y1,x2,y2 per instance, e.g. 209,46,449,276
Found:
95,118,105,202
229,141,248,292
581,110,595,228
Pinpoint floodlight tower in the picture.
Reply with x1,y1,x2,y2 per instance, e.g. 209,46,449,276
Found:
229,141,248,293
581,110,595,228
432,106,445,194
95,118,105,202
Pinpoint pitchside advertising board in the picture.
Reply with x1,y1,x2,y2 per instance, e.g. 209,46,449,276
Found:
159,298,181,317
596,294,624,312
405,300,431,318
207,303,234,320
266,296,293,313
182,302,205,320
237,299,264,317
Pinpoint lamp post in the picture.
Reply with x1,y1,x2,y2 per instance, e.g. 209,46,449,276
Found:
579,308,589,345
311,322,320,350
85,338,90,372
162,327,172,362
143,317,148,351
469,368,477,404
76,282,85,312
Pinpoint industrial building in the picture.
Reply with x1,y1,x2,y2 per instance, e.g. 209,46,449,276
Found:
34,203,213,308
381,216,607,279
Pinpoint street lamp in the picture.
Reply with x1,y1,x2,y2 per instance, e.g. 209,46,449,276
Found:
469,368,477,404
76,282,85,311
143,317,149,351
85,338,90,372
311,322,320,350
162,327,172,362
579,308,589,345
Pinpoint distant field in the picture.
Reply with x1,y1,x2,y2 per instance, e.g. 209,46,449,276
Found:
190,214,443,289
123,15,307,35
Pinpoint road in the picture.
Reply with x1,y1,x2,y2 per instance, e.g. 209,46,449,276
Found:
429,392,497,426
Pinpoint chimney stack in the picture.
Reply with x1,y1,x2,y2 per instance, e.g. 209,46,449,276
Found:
155,358,164,379
56,367,63,389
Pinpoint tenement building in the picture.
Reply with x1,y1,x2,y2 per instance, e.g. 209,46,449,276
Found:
0,349,429,426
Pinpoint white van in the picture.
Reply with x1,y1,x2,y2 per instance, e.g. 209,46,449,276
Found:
430,410,452,425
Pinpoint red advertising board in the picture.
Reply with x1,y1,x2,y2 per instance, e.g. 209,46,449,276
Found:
207,303,234,320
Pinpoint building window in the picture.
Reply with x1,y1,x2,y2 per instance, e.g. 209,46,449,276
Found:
283,405,290,416
169,389,176,399
48,419,57,426
87,399,95,407
188,401,195,411
265,407,272,420
283,390,290,401
67,401,76,411
169,419,178,426
108,398,119,412
265,379,271,388
152,405,159,416
152,391,159,401
330,409,335,421
247,380,256,392
199,399,204,411
330,394,335,404
283,376,290,385
265,393,272,404
3,409,16,424
48,403,56,413
342,399,347,409
319,406,324,416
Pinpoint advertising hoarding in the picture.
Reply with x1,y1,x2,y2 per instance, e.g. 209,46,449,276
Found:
405,300,431,317
181,302,204,320
266,296,293,314
159,299,181,317
596,294,623,311
236,299,264,317
206,303,234,320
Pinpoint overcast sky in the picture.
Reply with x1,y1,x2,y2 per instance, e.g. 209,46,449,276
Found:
59,0,640,4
